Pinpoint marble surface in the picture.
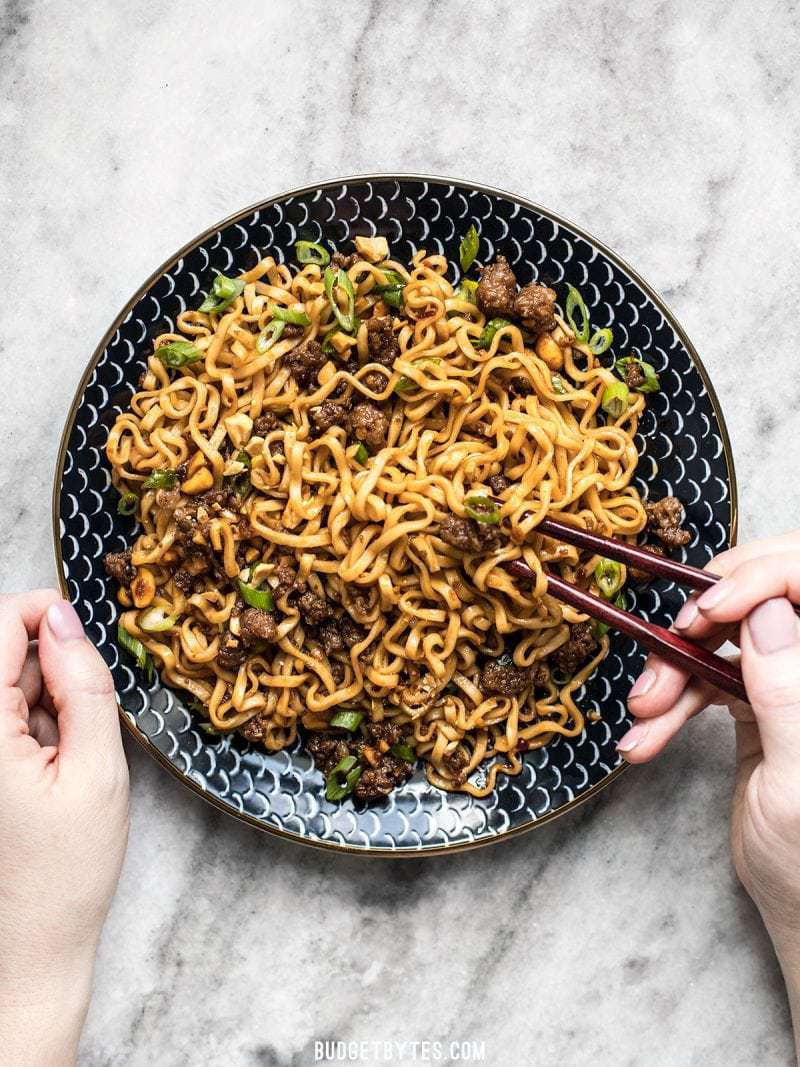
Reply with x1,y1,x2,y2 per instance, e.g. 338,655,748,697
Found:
2,1,800,1064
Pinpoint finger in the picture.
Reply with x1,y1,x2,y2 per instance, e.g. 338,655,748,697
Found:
17,645,43,709
617,678,723,762
628,629,734,718
37,600,124,767
28,706,59,747
705,530,800,580
0,590,61,687
739,597,800,773
693,552,800,627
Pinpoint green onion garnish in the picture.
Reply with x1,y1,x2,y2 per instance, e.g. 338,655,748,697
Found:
394,357,441,393
324,267,356,333
228,450,252,498
143,469,178,490
155,340,203,368
199,721,221,735
474,318,511,350
325,754,362,801
117,491,139,516
237,578,275,612
594,558,624,599
378,269,405,288
595,590,626,637
354,443,369,465
464,495,500,525
458,278,479,303
272,305,311,326
614,355,660,394
199,273,245,315
391,741,414,761
321,326,338,354
589,328,613,355
117,620,152,673
329,710,364,731
551,668,573,686
138,606,179,633
459,223,479,272
257,320,285,353
379,285,404,308
295,240,330,266
565,284,590,343
601,380,630,419
551,374,568,395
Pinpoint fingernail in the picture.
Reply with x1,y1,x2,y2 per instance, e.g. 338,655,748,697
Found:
697,578,733,612
46,600,85,643
617,720,650,753
628,669,656,700
747,598,799,656
674,600,698,631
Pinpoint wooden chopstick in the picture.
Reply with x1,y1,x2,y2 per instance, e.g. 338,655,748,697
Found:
503,558,746,703
535,515,719,591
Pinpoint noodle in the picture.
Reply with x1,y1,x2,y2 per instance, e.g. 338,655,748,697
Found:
106,242,651,800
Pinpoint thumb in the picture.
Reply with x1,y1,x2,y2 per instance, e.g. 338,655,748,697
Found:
740,597,800,774
38,600,125,768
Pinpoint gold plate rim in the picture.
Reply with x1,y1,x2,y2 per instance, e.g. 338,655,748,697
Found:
51,172,738,858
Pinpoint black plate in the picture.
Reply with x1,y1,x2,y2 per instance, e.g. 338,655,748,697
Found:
53,175,737,854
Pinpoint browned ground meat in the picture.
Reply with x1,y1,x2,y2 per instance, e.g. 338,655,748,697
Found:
309,400,349,432
366,315,400,368
330,251,358,271
103,550,135,585
442,747,469,782
175,461,188,481
348,402,389,450
627,542,665,583
281,323,305,339
240,712,270,742
296,590,333,624
439,514,503,554
285,339,326,387
362,369,390,392
476,255,517,318
551,622,598,675
514,283,557,332
155,487,182,512
479,659,533,696
217,639,246,670
306,722,414,802
508,375,534,399
644,496,691,547
172,569,195,594
487,473,511,494
623,360,647,390
317,616,365,655
532,663,550,688
239,608,278,646
253,412,277,435
354,756,412,801
198,488,240,512
306,735,352,772
274,557,302,600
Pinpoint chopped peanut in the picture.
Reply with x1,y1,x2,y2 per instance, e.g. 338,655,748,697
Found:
187,451,206,475
224,412,253,448
377,739,390,754
329,331,357,355
131,567,156,608
318,361,337,386
535,333,564,370
362,745,380,768
182,467,214,495
355,235,389,263
117,588,132,607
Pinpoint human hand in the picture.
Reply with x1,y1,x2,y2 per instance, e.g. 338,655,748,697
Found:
0,591,129,1067
617,532,800,1038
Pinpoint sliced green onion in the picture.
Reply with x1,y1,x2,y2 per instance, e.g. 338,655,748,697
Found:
321,326,338,354
459,223,479,272
330,709,364,731
272,305,311,326
474,318,511,350
256,320,285,353
199,273,245,314
354,443,369,465
464,495,500,525
237,579,275,612
117,491,139,516
295,240,330,266
143,469,177,490
615,355,660,394
139,606,179,633
394,357,441,393
228,450,252,497
594,558,624,599
379,285,404,308
601,380,630,419
391,741,414,761
551,668,572,686
589,328,613,355
458,278,479,303
551,374,568,395
565,284,590,343
117,620,152,672
595,590,626,637
324,267,356,333
155,340,203,368
199,721,221,736
325,754,362,801
378,268,405,288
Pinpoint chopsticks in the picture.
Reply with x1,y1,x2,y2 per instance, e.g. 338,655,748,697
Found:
498,514,746,703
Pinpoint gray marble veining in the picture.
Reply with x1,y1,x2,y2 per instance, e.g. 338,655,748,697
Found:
1,1,799,1064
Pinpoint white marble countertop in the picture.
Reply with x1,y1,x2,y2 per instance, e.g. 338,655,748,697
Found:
2,1,799,1064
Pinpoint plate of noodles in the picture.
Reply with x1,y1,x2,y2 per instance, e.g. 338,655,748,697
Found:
53,175,736,854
